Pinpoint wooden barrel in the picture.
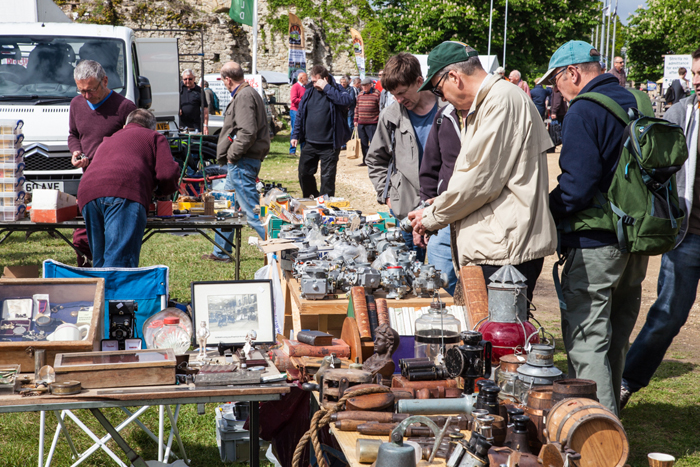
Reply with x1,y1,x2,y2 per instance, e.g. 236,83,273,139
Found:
545,398,629,467
552,379,598,404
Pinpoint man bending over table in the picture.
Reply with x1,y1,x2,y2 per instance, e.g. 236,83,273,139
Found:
77,109,179,267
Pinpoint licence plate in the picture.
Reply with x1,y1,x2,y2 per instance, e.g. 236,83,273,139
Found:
156,122,170,131
25,181,65,193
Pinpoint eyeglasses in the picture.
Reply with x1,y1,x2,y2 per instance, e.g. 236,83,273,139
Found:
551,67,568,86
77,83,102,95
431,71,450,98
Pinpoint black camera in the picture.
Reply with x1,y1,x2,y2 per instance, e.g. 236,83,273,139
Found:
108,300,137,349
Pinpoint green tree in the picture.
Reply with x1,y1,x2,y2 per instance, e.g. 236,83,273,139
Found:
626,0,699,83
362,19,390,74
378,0,599,82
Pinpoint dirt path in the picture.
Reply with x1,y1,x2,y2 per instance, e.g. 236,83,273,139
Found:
332,147,700,362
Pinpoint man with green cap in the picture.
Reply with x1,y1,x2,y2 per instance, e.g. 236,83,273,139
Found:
408,41,556,301
543,40,650,416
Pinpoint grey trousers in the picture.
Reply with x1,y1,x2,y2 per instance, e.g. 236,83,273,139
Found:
560,245,649,416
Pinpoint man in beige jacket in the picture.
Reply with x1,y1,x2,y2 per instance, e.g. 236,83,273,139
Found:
409,41,556,299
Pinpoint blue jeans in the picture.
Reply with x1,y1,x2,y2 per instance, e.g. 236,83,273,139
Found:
622,233,700,393
289,110,297,154
83,197,147,268
214,159,265,258
427,226,457,295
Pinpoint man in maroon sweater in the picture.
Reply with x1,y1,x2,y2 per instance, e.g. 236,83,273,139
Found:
78,109,179,268
68,60,137,266
354,77,380,166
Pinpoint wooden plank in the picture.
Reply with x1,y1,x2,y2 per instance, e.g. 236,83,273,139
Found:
287,277,453,316
54,349,176,373
317,314,329,333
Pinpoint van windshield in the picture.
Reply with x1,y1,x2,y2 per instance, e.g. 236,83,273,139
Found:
0,36,126,102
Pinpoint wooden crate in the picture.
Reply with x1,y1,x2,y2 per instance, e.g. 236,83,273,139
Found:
54,348,176,389
0,278,105,371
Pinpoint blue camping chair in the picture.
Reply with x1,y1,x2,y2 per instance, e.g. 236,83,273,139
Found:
39,260,186,467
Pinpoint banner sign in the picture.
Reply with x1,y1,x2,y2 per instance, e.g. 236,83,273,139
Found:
663,54,692,90
288,13,306,83
229,0,253,26
350,28,365,80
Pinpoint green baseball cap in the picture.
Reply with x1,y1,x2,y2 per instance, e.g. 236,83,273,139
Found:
418,41,479,92
541,40,601,85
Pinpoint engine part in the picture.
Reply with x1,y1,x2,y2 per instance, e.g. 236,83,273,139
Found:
381,265,411,299
300,265,329,300
412,264,449,297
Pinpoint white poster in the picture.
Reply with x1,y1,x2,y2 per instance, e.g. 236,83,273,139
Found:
663,55,692,89
207,74,264,110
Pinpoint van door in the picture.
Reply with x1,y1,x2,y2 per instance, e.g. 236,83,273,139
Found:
134,37,179,124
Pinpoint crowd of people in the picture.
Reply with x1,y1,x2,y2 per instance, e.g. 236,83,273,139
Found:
286,40,700,417
67,38,700,419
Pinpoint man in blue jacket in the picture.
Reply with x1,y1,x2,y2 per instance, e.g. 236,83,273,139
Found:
291,65,355,198
544,41,649,416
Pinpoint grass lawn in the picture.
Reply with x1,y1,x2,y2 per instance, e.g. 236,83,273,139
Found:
1,136,700,466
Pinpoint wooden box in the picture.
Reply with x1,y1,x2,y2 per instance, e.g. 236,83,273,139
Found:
54,348,176,389
0,278,105,370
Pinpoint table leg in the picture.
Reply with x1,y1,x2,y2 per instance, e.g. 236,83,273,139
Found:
235,226,241,280
88,408,148,467
248,401,259,467
39,410,45,467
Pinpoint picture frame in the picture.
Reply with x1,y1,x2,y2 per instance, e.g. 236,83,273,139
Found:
190,280,275,346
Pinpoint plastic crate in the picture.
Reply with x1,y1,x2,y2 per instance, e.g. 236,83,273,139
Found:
0,176,25,193
215,419,250,463
0,204,26,221
0,162,24,179
0,119,23,136
0,191,26,207
0,148,24,164
0,134,23,150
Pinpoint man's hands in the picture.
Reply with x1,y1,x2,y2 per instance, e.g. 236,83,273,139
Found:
71,151,89,169
408,198,433,237
413,231,429,248
385,198,392,209
203,125,209,135
291,139,298,148
408,208,427,236
313,78,328,91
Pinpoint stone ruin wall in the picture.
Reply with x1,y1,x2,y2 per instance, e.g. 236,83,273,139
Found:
59,0,360,102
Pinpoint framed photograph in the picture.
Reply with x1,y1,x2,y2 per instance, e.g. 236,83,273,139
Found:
191,280,275,346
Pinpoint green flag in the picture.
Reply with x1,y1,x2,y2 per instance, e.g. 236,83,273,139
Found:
229,0,253,26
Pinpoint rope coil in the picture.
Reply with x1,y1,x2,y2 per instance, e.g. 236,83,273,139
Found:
293,385,392,467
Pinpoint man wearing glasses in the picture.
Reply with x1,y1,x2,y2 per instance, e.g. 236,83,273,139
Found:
203,61,269,263
366,52,440,262
179,69,209,134
408,41,556,300
68,59,137,266
610,56,627,87
543,41,648,415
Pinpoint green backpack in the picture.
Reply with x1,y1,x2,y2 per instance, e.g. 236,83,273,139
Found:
560,89,688,255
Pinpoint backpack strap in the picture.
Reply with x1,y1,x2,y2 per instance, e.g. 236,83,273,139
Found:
629,89,655,117
570,92,630,125
382,122,397,203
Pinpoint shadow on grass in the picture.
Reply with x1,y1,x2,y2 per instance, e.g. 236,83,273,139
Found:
621,361,700,467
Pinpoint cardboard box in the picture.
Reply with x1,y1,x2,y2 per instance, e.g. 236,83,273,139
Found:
2,265,39,279
30,189,78,223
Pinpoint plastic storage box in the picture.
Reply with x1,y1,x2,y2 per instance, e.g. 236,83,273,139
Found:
215,418,250,462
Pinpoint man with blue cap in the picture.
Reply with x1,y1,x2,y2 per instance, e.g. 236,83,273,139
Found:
408,41,556,301
544,40,650,416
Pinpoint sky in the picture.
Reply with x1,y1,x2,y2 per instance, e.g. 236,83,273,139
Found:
615,0,648,25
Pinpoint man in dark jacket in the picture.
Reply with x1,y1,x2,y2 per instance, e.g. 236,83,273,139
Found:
291,65,354,197
544,41,649,416
419,103,461,295
203,61,270,263
530,79,552,120
620,47,700,410
78,109,179,268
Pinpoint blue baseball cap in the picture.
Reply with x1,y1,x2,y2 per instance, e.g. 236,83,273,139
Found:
541,41,601,85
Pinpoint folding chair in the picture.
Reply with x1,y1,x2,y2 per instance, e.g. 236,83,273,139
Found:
39,260,187,467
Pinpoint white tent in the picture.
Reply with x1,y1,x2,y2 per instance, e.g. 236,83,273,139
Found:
413,54,500,77
0,0,71,23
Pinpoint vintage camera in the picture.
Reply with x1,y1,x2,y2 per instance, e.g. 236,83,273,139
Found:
108,300,137,349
